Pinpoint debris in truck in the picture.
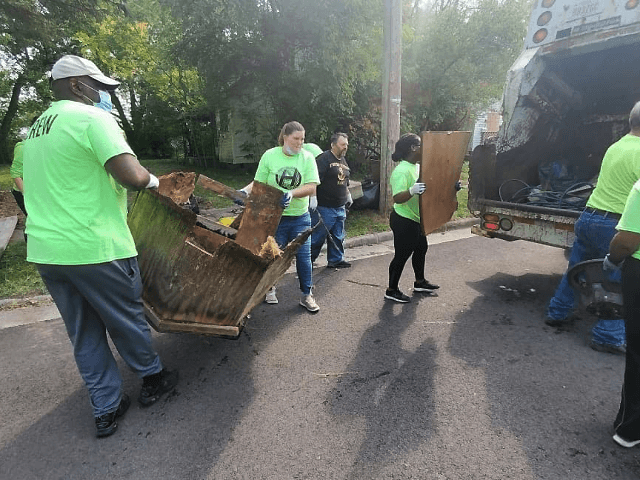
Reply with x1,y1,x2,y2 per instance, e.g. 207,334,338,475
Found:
128,174,311,338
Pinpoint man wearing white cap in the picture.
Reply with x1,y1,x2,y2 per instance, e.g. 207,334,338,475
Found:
22,55,178,438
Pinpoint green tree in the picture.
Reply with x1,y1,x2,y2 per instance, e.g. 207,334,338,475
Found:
0,0,121,163
74,1,206,159
164,0,383,159
403,0,530,131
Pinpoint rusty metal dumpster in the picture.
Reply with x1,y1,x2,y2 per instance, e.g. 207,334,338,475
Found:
127,173,310,338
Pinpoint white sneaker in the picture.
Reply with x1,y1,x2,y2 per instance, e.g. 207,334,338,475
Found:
300,294,319,312
265,287,278,304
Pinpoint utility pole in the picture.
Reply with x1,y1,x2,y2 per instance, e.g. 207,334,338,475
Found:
380,0,402,216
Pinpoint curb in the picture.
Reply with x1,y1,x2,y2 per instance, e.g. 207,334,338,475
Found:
344,216,478,249
0,294,53,308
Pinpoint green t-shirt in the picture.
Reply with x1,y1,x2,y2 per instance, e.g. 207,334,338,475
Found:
302,143,323,158
588,134,640,214
390,160,420,223
10,141,24,191
254,146,320,216
617,179,640,261
23,100,137,265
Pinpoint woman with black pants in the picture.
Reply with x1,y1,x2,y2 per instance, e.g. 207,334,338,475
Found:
385,133,440,303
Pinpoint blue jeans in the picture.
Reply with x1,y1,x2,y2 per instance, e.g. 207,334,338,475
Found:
310,206,346,265
275,212,313,295
547,209,626,346
37,258,163,417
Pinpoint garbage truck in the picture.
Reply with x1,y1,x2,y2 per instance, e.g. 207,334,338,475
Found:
468,0,640,248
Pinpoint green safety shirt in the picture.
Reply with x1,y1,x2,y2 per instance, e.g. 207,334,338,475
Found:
588,134,640,214
302,143,323,158
617,179,640,261
10,141,24,191
254,146,320,217
390,160,420,223
23,100,138,265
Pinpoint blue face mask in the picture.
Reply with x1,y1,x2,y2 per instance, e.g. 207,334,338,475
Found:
78,81,113,113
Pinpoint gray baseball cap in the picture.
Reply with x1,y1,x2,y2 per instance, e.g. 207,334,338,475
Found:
51,55,120,87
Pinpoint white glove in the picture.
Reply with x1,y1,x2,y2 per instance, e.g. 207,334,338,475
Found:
409,182,426,196
309,196,318,211
146,174,159,189
603,254,623,273
345,192,353,209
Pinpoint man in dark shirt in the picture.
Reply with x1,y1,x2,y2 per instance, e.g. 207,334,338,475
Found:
310,132,352,268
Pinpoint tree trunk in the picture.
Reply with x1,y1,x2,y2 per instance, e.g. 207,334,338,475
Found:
0,76,25,164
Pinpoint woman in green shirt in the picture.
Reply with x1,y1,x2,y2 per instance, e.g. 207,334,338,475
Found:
10,141,27,217
385,133,440,303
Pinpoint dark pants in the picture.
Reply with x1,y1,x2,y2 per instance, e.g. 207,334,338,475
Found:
11,189,27,216
388,210,428,291
37,258,163,416
614,257,640,440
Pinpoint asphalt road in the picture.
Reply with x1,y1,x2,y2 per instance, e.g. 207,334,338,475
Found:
1,234,639,479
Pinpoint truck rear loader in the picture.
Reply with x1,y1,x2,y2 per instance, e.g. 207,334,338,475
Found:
469,0,640,248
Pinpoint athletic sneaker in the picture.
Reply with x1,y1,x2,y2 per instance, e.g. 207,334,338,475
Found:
95,394,130,438
265,287,278,304
327,260,352,268
613,433,640,448
384,289,410,303
414,280,440,292
300,294,320,312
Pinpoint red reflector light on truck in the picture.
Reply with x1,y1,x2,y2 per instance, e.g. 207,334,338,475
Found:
533,29,548,43
483,222,499,231
626,0,639,9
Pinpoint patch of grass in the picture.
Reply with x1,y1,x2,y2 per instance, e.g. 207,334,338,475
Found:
345,210,389,237
0,242,47,299
0,165,13,190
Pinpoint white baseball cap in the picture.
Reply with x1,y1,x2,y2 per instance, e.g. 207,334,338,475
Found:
51,55,120,87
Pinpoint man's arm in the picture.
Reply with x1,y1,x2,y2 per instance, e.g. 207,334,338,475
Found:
13,178,24,193
609,230,640,264
104,153,152,190
291,183,317,198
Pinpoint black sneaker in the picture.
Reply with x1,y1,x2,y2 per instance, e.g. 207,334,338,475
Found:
414,280,440,292
95,393,131,438
328,260,352,269
138,369,179,407
384,289,410,303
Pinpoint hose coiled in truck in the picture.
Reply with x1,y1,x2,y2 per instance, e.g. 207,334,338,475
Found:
499,179,593,211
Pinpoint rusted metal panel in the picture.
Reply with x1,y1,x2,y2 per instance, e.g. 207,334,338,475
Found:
158,171,197,205
234,182,283,255
128,175,308,337
419,131,471,235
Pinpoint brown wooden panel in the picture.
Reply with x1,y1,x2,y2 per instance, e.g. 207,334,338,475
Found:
234,181,284,255
419,131,471,235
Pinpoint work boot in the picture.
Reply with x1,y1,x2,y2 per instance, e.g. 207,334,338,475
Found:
95,394,131,438
300,293,320,312
138,369,179,407
590,340,626,355
414,279,439,292
265,287,278,304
